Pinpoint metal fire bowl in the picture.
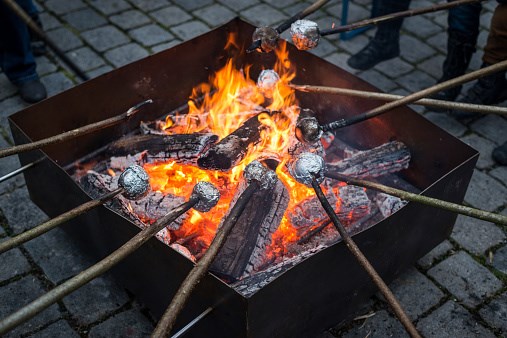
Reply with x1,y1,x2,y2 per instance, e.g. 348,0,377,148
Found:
9,19,478,338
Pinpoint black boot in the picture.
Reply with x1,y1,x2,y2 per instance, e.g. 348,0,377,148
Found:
347,35,400,70
493,142,507,166
18,79,47,103
431,30,476,103
29,14,47,56
450,63,507,120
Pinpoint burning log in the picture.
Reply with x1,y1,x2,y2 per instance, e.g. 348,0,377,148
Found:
107,133,218,163
375,193,407,218
290,152,421,338
210,162,289,281
0,181,219,336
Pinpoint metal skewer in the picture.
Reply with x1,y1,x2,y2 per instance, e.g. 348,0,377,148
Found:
290,84,507,116
289,152,421,338
152,161,275,336
0,157,43,184
0,99,152,159
0,180,219,335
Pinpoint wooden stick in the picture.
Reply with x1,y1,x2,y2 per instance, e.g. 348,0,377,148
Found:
0,188,123,254
325,172,507,226
0,197,197,335
311,177,421,338
152,181,260,337
247,0,330,52
319,0,484,36
321,59,507,131
290,84,507,116
0,99,152,159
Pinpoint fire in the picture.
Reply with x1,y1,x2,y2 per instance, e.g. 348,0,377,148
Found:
145,35,319,261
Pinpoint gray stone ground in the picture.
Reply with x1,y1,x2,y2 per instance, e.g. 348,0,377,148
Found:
0,0,506,337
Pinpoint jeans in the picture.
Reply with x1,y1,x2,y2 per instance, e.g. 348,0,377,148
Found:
448,1,482,43
0,0,39,86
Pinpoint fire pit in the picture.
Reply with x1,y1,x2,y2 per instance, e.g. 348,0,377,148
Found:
9,19,478,337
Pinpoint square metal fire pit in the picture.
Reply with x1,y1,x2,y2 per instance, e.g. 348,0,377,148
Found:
9,19,478,337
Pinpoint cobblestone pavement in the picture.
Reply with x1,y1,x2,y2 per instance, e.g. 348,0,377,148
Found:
0,0,506,337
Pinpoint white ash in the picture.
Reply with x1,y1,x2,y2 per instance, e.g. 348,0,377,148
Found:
170,243,196,263
244,160,277,190
191,181,220,212
290,20,320,50
257,69,280,98
375,193,407,217
118,165,150,200
252,26,279,53
289,152,326,186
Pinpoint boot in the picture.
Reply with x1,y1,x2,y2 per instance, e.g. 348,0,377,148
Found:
492,142,507,166
18,79,47,103
431,30,476,103
29,15,47,56
347,35,400,70
450,63,507,120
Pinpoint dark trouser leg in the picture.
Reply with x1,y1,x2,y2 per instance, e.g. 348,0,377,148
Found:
347,0,410,70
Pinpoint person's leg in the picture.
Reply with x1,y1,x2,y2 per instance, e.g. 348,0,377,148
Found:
0,0,46,102
432,1,481,101
347,0,411,70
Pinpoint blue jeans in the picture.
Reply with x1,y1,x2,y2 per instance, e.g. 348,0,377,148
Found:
0,0,39,86
448,1,482,43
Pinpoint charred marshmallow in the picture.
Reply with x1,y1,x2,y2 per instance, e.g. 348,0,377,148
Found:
191,181,220,212
118,165,150,200
252,26,280,53
290,152,326,186
290,20,320,51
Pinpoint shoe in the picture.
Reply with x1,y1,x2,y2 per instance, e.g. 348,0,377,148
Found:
18,79,47,103
450,64,507,120
493,142,507,165
347,37,400,71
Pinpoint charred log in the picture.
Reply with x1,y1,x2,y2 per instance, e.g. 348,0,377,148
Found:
210,179,289,281
107,133,218,163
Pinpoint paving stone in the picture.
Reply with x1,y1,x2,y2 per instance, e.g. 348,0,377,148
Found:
0,275,61,337
29,319,80,338
492,244,507,274
82,26,130,52
89,0,132,15
40,72,74,97
359,69,398,92
470,114,507,145
240,4,287,27
417,301,495,338
400,35,436,63
459,134,497,169
39,12,61,31
0,73,17,101
62,8,108,31
269,0,299,9
423,112,467,137
35,56,58,76
129,24,173,47
427,251,502,307
0,96,29,133
403,15,442,39
375,58,414,79
110,10,151,30
172,0,214,11
66,47,106,72
45,0,87,15
88,309,153,338
86,65,114,79
0,187,48,235
129,0,170,11
0,248,31,282
489,166,507,187
104,43,150,68
218,0,259,11
451,215,506,255
395,70,435,93
326,2,369,24
479,292,507,335
417,240,453,268
149,6,192,27
23,227,94,284
62,275,129,325
193,4,237,27
341,310,409,338
151,39,182,53
171,21,210,41
417,54,445,80
426,31,447,54
464,169,507,211
335,34,371,55
308,38,337,58
46,27,83,52
388,267,445,320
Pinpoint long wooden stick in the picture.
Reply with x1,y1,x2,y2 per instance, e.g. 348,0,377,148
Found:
152,181,260,337
311,178,421,338
319,0,484,36
0,99,152,159
326,172,507,226
321,59,507,131
0,188,123,254
0,198,196,335
291,84,507,116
